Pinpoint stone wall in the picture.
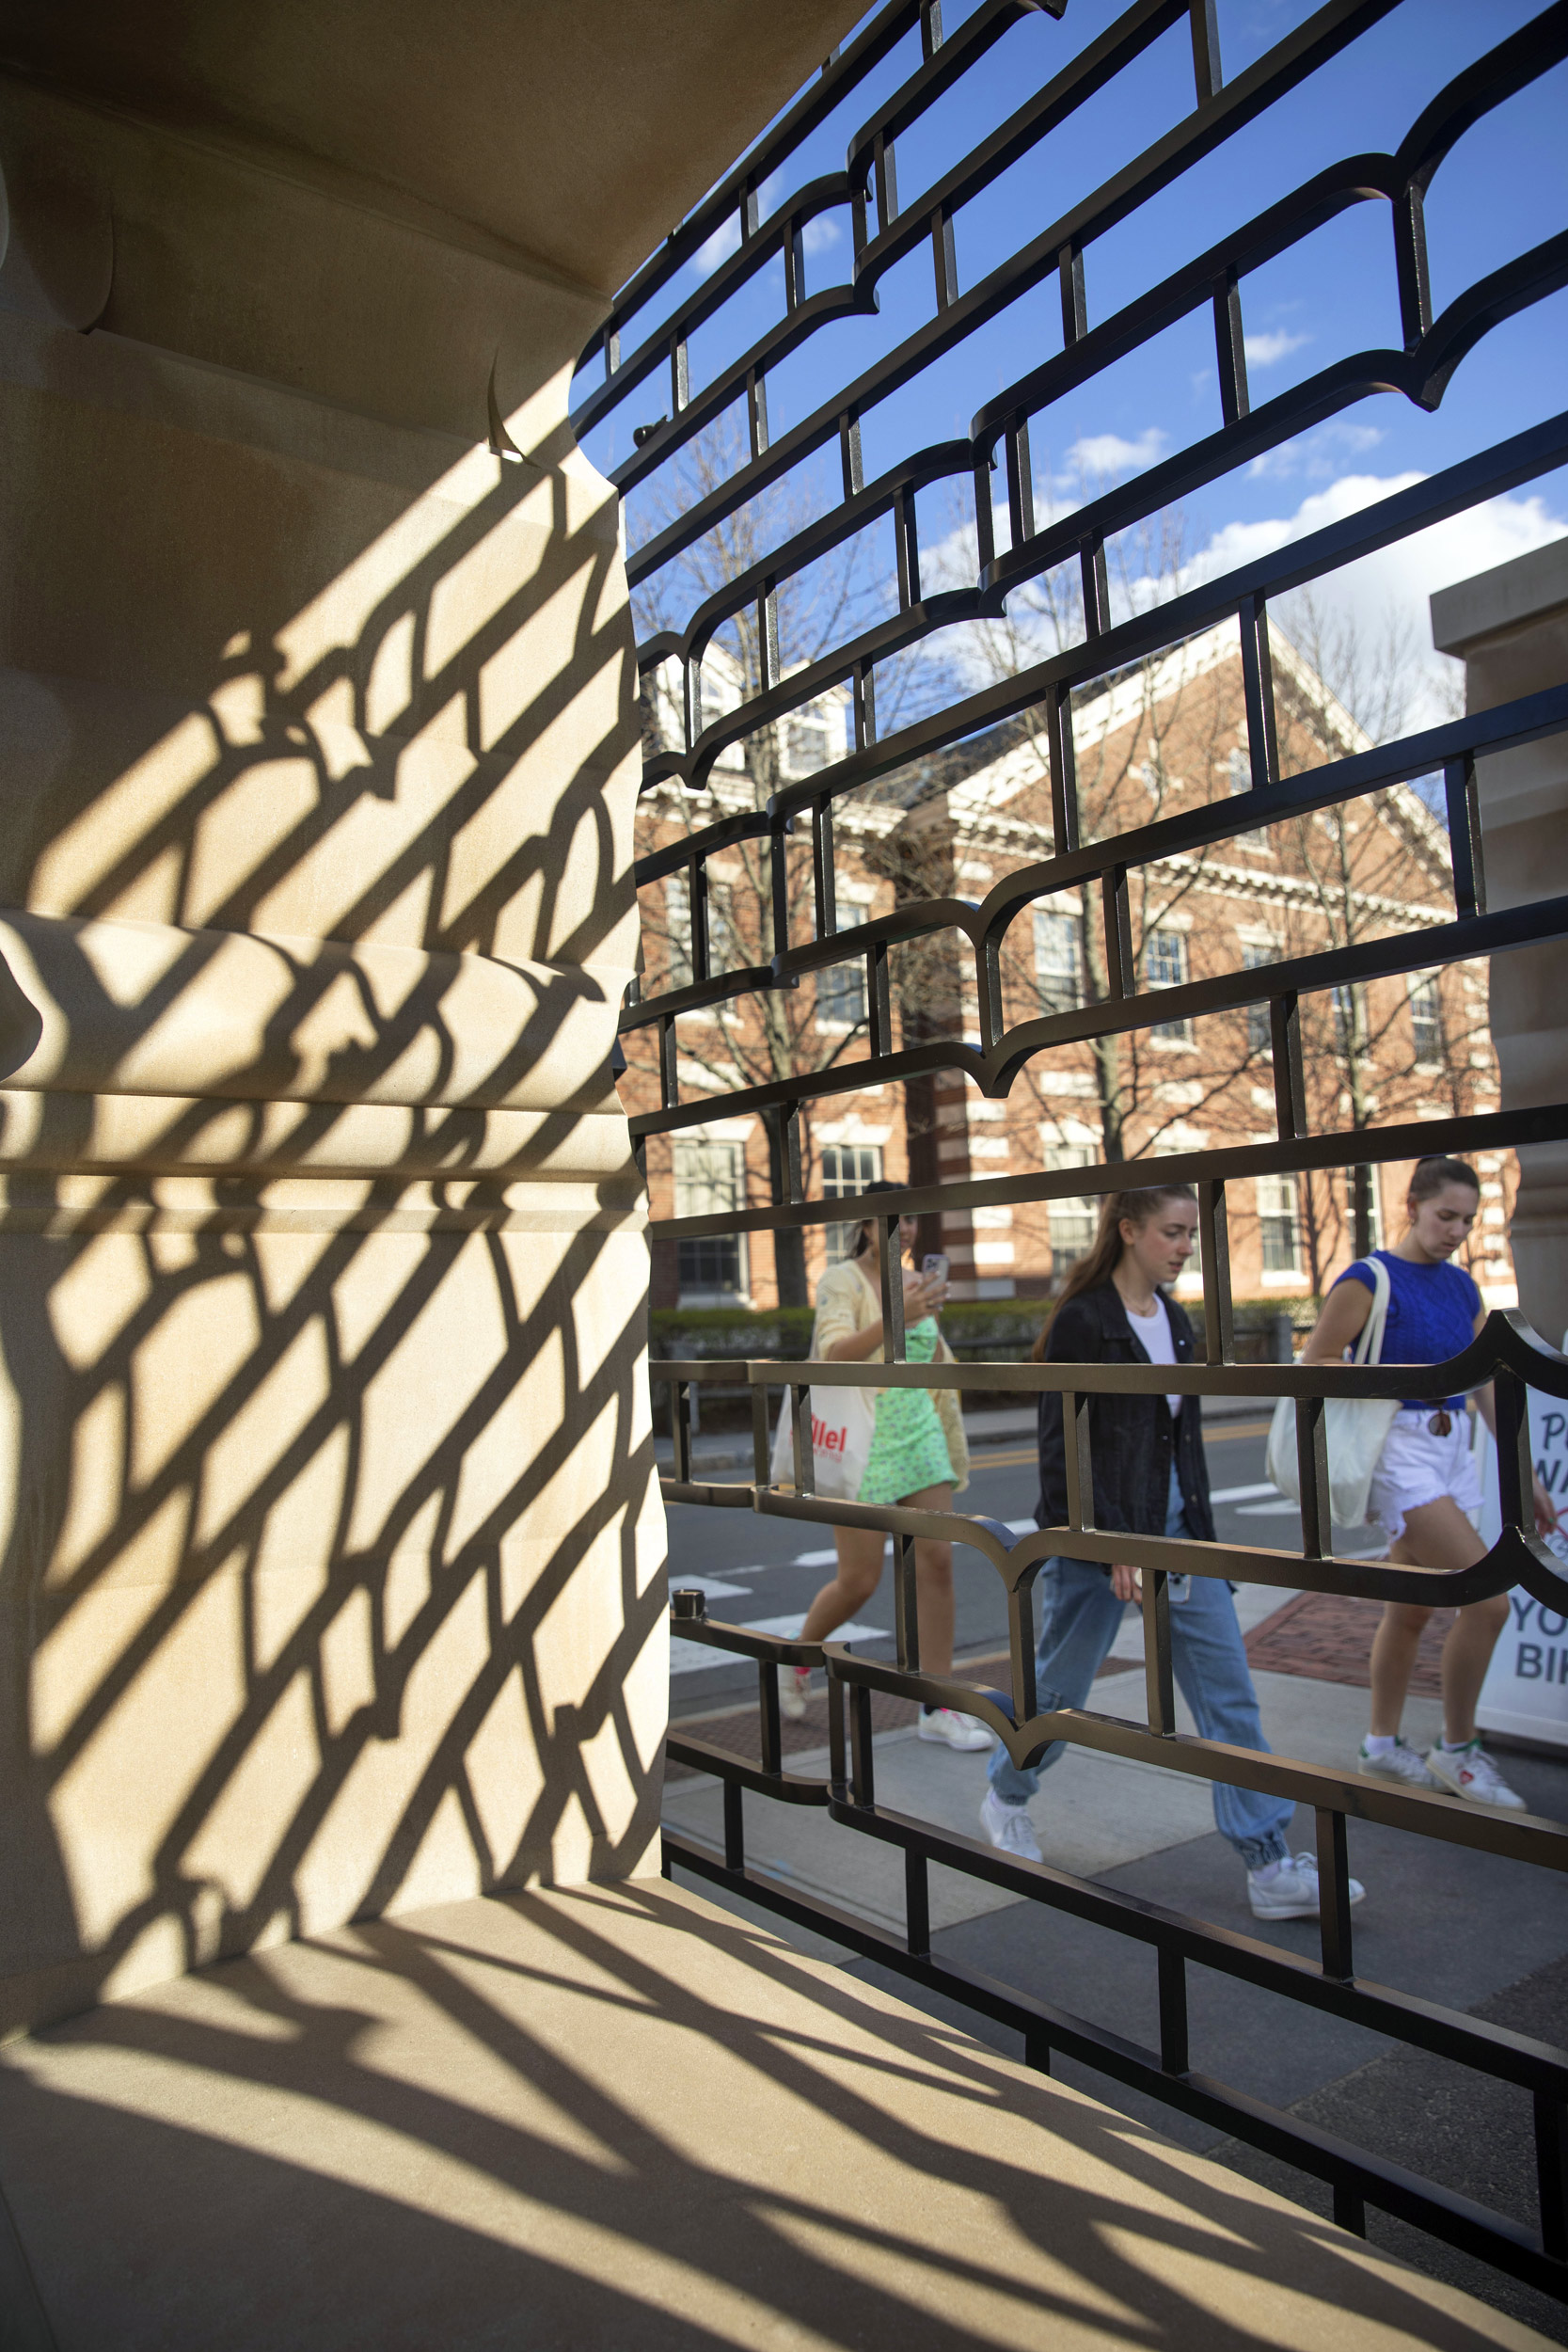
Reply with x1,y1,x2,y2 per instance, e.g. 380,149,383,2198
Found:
0,0,865,2032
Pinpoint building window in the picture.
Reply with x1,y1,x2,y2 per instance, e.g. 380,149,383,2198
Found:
674,1139,748,1299
816,903,867,1027
1409,974,1443,1062
1146,927,1192,1041
664,870,741,990
1034,908,1083,1014
784,709,832,776
821,1141,882,1262
1242,941,1276,1056
1045,1144,1098,1269
1258,1172,1301,1274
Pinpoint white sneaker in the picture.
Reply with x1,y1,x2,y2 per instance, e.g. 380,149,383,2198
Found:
1247,1851,1367,1921
1358,1737,1440,1790
778,1666,810,1722
917,1708,992,1752
979,1788,1043,1863
1425,1740,1526,1809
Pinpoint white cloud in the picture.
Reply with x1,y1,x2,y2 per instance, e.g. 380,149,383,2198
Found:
1243,327,1312,368
1248,420,1386,482
691,215,744,280
1065,427,1166,481
913,450,1566,749
801,215,840,257
1186,472,1568,726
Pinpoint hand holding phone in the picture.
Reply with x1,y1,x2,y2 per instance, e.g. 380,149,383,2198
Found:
919,1250,950,1311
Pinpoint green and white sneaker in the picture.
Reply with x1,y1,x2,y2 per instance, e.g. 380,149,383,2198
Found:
1425,1740,1526,1810
1357,1737,1439,1790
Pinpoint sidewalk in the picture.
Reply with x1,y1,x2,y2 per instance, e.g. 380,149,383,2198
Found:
663,1602,1568,2342
662,1637,1407,1947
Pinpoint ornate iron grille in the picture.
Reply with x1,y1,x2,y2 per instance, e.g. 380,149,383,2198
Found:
574,0,1568,2299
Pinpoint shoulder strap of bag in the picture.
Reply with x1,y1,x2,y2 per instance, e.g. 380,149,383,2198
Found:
1354,1252,1391,1366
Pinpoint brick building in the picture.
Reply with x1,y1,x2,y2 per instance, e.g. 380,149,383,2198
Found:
627,621,1516,1320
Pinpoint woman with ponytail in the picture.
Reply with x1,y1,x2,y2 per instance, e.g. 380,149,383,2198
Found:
980,1184,1363,1924
1300,1155,1557,1807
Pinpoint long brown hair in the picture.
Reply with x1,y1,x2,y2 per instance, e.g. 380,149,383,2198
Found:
1031,1184,1197,1360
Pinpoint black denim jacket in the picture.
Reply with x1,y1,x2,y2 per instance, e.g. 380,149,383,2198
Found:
1035,1281,1215,1545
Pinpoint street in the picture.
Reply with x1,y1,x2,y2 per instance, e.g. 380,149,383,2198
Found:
668,1415,1313,1719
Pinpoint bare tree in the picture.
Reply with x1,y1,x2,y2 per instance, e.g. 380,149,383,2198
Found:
1272,587,1492,1272
628,417,926,1304
923,474,1237,1166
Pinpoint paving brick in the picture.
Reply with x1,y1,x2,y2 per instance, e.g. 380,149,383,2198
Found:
1245,1590,1448,1693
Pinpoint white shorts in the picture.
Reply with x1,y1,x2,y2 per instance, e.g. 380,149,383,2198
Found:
1368,1407,1482,1546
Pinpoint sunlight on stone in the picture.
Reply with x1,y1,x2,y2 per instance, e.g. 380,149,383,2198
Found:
31,711,217,915
319,1584,377,1739
185,755,320,930
365,608,416,736
47,1234,154,1373
272,444,502,698
251,732,464,943
445,1324,563,1564
45,1383,126,1584
131,1272,261,1490
197,1317,332,1550
466,1664,547,1874
52,1569,246,1947
296,1572,499,1927
250,1426,352,1668
344,1235,511,1558
425,501,552,688
32,1505,178,1753
182,1667,320,1914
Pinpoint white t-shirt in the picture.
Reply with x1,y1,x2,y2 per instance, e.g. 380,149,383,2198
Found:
1124,1294,1180,1420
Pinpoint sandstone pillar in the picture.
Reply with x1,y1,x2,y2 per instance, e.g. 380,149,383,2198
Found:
0,0,885,2037
0,99,669,2036
1431,542,1568,1346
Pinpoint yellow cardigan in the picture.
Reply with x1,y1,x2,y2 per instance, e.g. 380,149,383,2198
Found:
811,1257,971,1494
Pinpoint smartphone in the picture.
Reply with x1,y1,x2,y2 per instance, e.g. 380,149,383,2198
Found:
922,1252,949,1283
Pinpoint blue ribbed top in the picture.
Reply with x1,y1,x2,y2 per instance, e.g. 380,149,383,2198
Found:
1332,1249,1481,1408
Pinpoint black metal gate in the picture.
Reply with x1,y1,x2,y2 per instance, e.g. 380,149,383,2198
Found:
575,0,1568,2297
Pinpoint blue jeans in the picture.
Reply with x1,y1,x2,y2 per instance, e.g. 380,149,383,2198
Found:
987,1472,1292,1870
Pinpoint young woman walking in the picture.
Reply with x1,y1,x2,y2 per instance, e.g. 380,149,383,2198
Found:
783,1184,990,1751
1299,1155,1558,1807
981,1183,1361,1922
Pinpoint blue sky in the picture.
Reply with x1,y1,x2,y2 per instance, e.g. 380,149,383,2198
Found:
572,0,1568,722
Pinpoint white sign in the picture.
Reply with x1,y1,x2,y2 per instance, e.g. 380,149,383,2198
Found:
1475,1346,1568,1747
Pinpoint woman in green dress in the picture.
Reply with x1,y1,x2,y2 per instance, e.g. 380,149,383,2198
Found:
782,1185,990,1750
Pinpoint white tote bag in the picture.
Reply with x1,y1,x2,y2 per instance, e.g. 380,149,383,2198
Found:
768,1377,877,1502
1266,1253,1400,1530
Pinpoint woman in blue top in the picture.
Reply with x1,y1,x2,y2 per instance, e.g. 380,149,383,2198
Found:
1300,1156,1558,1809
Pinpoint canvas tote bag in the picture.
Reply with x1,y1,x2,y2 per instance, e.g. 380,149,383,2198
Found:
769,1372,876,1501
769,1302,878,1502
1266,1253,1400,1530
